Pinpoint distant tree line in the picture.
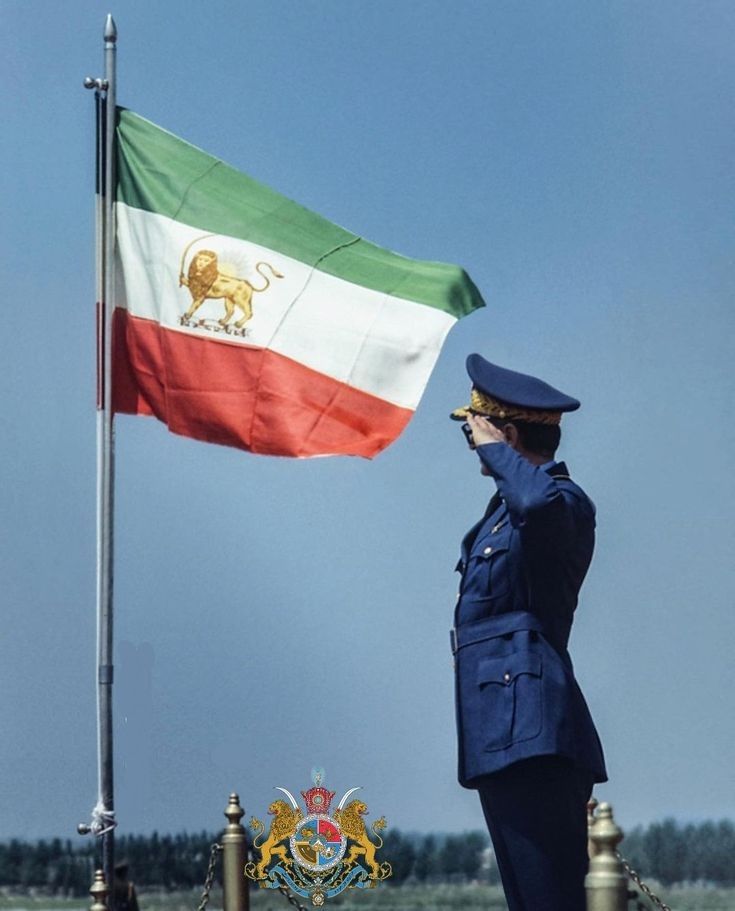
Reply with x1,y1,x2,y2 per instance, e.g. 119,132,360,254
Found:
1,819,733,896
381,831,491,885
0,832,220,896
0,831,489,896
622,819,735,887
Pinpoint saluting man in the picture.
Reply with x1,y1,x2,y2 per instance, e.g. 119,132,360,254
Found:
450,354,607,911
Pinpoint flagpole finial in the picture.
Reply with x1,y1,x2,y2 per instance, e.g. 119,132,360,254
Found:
104,14,117,43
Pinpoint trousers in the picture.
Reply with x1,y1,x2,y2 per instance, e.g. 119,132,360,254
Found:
477,756,593,911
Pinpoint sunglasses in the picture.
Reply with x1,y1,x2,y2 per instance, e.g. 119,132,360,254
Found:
461,422,475,449
461,412,500,450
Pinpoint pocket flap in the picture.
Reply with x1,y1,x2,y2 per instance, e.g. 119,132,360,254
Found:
472,529,511,560
477,651,542,686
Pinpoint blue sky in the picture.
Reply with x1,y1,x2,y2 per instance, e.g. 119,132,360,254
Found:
1,0,733,843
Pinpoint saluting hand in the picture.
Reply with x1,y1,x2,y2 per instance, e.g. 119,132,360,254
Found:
467,413,506,447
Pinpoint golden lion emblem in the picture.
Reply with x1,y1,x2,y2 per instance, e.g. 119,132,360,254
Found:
333,800,392,880
244,799,301,880
179,249,283,329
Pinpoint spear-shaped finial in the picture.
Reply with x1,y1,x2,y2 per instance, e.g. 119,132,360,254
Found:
104,14,117,43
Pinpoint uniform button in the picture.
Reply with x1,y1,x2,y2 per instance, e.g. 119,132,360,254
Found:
483,546,493,556
503,672,511,683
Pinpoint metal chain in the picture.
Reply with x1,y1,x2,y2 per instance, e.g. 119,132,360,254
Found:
196,842,223,911
617,852,673,911
197,842,308,911
277,883,311,911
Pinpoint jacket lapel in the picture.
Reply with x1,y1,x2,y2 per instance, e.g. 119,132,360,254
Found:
460,492,505,563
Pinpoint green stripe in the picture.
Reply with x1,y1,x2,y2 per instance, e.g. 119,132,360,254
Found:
116,108,485,318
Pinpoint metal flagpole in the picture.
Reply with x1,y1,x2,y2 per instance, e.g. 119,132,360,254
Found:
82,14,118,907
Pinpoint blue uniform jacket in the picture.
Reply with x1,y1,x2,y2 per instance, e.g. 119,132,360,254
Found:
452,442,607,788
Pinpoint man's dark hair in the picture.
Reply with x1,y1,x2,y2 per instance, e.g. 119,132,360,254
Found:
489,418,561,459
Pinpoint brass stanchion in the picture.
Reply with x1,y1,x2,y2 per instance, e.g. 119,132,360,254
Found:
587,797,599,859
585,802,628,911
89,869,109,911
222,793,249,911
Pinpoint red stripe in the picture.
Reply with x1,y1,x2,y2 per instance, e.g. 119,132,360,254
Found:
112,309,413,458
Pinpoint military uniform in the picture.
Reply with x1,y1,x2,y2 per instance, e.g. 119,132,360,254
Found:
451,356,606,911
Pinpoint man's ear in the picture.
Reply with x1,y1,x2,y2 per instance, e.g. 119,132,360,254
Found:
503,423,519,448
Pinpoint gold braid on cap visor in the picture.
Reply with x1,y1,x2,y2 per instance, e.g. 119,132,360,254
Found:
451,388,562,426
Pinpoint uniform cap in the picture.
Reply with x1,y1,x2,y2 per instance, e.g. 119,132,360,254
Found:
451,354,580,425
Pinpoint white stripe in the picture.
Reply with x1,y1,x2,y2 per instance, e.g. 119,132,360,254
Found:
114,204,456,410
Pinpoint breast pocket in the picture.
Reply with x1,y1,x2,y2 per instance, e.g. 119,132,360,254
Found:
466,529,512,600
476,651,543,751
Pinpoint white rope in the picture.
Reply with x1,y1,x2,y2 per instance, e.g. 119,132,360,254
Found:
84,801,117,837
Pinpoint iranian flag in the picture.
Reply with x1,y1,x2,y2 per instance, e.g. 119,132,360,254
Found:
113,109,484,458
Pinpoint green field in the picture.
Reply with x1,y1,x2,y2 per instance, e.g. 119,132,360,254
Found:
2,885,735,911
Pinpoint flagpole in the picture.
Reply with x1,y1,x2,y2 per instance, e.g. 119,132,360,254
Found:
99,14,118,901
83,14,118,905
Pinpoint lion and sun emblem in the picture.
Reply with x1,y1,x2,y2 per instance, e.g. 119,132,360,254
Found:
178,234,283,336
244,769,392,907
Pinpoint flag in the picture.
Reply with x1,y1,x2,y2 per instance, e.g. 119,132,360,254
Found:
113,109,485,458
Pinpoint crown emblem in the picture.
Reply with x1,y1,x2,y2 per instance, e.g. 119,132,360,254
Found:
301,768,335,815
301,786,335,815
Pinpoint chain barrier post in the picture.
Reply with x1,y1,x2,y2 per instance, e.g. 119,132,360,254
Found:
222,793,249,911
585,802,628,911
587,797,599,859
89,869,109,911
